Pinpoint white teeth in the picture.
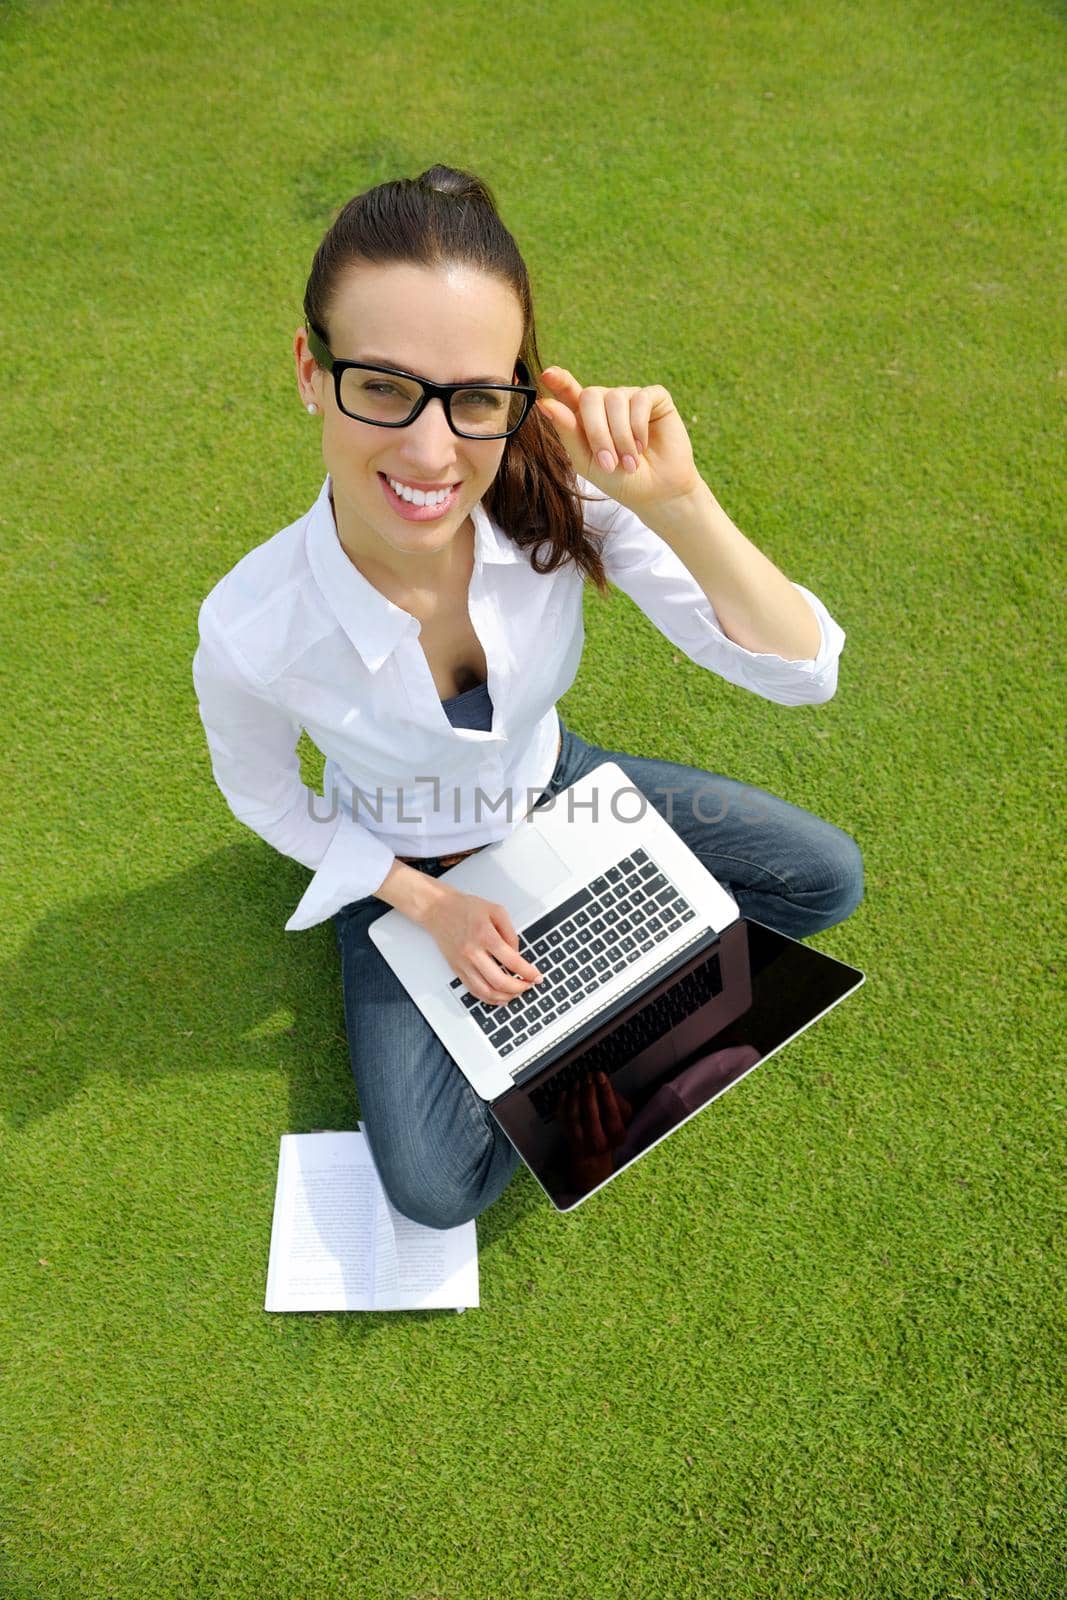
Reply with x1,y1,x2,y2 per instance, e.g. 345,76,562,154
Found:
387,476,453,507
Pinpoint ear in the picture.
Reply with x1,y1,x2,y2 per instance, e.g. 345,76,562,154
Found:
293,329,323,406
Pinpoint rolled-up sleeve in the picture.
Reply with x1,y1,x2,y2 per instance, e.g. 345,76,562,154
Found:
192,601,396,930
588,487,846,706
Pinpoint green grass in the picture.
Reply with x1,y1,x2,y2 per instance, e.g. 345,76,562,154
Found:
1,0,1063,1595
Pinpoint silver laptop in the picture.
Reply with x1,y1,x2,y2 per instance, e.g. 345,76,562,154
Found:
369,760,865,1212
369,761,743,1101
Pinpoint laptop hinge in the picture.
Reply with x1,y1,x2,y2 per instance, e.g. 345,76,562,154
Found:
508,925,721,1089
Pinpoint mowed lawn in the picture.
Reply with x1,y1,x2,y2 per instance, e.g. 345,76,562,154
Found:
1,1,1062,1597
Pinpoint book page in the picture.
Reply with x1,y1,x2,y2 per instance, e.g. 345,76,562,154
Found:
374,1187,480,1311
264,1132,377,1311
265,1130,479,1312
360,1124,479,1310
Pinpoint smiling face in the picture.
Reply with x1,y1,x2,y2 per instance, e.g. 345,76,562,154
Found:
294,259,525,590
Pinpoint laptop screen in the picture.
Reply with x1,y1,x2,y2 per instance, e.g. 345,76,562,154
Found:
490,918,865,1212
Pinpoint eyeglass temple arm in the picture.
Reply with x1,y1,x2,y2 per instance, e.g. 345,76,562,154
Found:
305,322,333,368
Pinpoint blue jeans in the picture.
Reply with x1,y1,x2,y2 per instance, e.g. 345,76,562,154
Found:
332,715,863,1229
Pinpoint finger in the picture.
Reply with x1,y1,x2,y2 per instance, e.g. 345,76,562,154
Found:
469,952,526,1005
476,953,531,1004
629,390,655,455
492,938,542,986
538,372,631,479
643,384,678,427
534,395,572,433
491,951,536,998
604,390,643,471
467,976,513,1006
492,940,543,986
490,908,544,983
539,366,583,408
494,905,519,947
576,385,620,473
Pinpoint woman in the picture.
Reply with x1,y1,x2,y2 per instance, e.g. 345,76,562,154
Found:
192,163,863,1230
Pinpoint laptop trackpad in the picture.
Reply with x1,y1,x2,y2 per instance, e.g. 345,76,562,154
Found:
449,828,573,926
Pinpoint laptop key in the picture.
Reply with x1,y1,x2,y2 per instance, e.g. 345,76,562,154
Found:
520,885,594,946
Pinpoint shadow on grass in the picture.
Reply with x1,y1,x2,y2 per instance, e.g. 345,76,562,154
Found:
3,840,541,1242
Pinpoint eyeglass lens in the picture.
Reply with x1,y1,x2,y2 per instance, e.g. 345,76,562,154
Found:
337,367,526,436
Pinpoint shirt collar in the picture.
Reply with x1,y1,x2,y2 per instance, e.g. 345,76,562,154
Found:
305,473,521,673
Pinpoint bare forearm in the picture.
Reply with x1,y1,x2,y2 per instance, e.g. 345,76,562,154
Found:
646,479,822,662
373,857,454,925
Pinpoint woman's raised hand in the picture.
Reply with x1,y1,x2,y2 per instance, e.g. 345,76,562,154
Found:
535,365,704,514
421,885,544,1006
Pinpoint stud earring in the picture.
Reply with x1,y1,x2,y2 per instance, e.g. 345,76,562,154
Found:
306,402,318,414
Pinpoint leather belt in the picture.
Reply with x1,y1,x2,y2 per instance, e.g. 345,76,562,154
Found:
397,728,563,869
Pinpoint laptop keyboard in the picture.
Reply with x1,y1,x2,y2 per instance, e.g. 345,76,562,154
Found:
447,846,698,1059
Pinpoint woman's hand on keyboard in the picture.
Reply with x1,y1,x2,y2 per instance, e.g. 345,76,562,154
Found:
422,886,545,1006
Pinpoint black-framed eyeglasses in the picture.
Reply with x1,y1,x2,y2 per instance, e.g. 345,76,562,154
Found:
305,320,537,440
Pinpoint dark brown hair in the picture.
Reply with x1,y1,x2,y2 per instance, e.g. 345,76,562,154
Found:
302,163,611,595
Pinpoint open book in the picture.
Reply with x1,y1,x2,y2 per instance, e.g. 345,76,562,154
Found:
264,1127,479,1312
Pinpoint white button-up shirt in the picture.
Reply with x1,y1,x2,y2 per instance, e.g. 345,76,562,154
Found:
192,473,846,932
